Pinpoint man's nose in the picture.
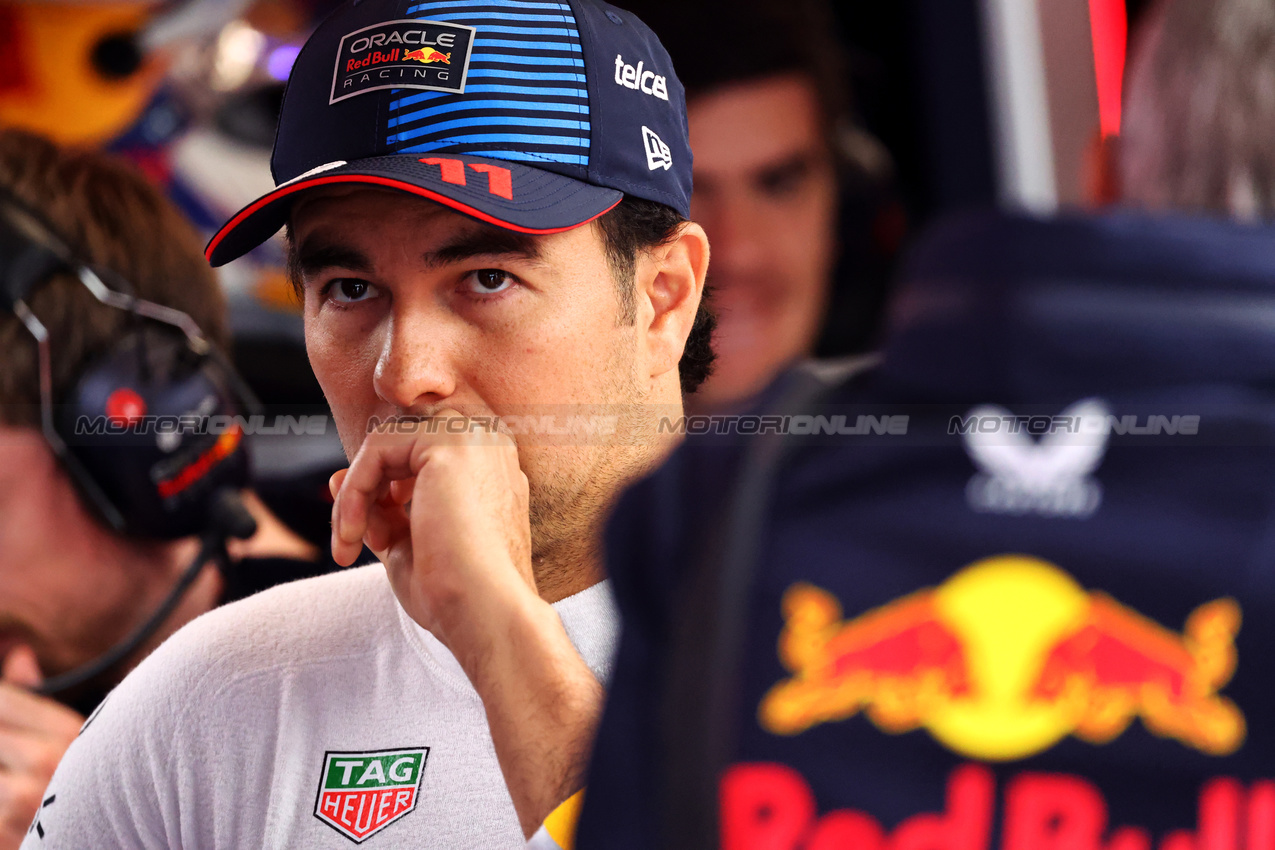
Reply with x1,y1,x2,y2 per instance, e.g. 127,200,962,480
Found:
372,303,457,410
693,191,767,276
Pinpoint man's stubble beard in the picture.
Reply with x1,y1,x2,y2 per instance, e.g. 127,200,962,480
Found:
525,340,655,593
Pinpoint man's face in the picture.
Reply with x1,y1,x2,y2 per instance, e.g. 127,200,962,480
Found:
293,188,660,558
689,73,839,410
0,427,154,675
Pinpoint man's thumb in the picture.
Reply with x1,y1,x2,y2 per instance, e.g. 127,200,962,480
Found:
1,645,44,688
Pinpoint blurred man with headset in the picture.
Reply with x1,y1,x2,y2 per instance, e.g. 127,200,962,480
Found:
0,128,326,848
25,0,712,846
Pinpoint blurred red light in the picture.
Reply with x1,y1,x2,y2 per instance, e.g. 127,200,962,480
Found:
1089,0,1128,138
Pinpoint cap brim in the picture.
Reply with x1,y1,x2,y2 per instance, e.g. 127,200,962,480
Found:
205,153,624,267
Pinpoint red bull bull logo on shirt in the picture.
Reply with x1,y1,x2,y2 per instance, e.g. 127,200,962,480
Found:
759,555,1244,758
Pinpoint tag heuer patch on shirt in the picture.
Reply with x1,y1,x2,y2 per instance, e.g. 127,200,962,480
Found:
314,747,429,843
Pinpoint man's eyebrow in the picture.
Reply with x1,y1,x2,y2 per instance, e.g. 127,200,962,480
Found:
422,229,545,270
754,150,820,184
294,238,374,281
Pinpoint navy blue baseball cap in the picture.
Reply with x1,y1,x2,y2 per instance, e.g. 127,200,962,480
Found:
206,0,692,267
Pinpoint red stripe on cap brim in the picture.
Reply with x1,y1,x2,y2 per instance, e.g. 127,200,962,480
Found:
205,173,623,266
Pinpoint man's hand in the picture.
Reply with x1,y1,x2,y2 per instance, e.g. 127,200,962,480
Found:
0,647,82,849
330,410,534,650
330,411,604,836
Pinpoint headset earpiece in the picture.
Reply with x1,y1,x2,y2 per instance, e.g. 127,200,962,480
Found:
836,120,895,191
57,326,252,539
0,189,258,541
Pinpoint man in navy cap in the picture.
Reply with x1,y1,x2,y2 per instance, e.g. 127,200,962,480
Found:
25,1,711,847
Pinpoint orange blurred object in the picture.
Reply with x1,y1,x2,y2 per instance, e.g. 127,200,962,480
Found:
0,1,169,146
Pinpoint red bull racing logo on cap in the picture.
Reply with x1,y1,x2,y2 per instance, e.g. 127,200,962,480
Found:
331,19,474,104
760,555,1244,759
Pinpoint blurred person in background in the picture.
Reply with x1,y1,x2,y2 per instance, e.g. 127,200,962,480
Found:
1,0,362,565
575,0,1275,847
0,129,327,848
623,0,894,412
1117,0,1275,220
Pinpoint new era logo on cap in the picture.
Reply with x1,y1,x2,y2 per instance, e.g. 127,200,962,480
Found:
205,0,694,268
643,126,672,171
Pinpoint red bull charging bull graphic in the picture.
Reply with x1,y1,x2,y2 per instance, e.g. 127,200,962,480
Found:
759,555,1244,758
403,47,451,64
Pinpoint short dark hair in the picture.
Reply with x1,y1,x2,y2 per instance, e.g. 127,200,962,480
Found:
1121,0,1275,218
621,0,851,154
287,195,717,395
595,196,715,395
0,130,230,428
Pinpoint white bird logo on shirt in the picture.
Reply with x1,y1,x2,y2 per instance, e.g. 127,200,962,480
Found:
962,398,1111,518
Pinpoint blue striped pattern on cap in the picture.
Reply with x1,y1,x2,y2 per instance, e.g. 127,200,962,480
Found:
387,0,591,167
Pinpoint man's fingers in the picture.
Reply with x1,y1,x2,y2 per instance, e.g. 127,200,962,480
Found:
0,726,61,777
330,469,357,565
328,469,348,501
389,478,413,505
0,682,84,738
333,449,403,566
334,430,422,563
333,409,512,565
363,494,408,554
0,683,79,845
0,648,40,690
0,773,43,845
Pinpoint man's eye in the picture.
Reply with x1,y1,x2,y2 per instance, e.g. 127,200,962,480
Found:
757,157,816,199
759,168,807,198
326,279,378,304
465,269,516,295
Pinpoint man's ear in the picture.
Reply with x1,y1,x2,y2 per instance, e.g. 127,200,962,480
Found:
637,222,710,383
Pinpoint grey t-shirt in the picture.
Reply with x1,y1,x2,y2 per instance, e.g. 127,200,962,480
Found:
23,565,619,849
